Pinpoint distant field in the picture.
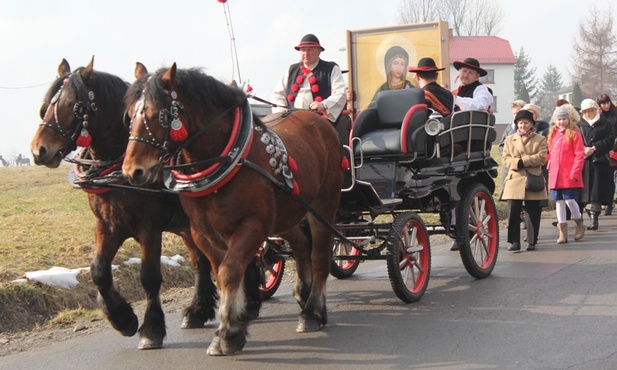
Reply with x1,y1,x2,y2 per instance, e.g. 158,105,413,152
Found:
0,164,188,282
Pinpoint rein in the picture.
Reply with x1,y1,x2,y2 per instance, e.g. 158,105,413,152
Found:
240,158,361,249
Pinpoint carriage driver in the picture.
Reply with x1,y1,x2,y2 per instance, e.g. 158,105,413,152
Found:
271,34,349,144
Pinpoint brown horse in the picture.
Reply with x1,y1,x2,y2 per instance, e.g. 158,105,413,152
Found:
29,58,219,349
122,64,345,355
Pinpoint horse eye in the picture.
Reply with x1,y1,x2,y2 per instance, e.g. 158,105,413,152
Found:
123,112,132,127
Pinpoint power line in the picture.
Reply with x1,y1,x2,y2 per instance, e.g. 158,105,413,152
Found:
0,81,54,90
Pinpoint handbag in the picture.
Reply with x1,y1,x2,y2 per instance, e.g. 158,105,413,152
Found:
525,172,545,191
520,138,545,191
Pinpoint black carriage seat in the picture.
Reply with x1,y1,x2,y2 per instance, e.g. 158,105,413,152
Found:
429,110,496,165
350,89,431,160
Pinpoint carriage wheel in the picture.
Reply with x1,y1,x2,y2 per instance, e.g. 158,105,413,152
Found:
456,183,499,279
386,212,431,303
257,239,286,300
330,231,361,279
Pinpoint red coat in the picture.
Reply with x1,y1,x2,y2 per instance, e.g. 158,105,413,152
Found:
546,129,585,189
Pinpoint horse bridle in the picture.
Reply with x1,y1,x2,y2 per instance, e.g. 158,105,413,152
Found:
127,86,236,166
39,72,97,156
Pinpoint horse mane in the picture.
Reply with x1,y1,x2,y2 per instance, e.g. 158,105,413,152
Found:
41,68,128,122
72,67,128,116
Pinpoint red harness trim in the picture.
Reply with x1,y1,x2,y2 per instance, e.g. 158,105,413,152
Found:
169,105,254,198
73,153,126,194
171,106,241,181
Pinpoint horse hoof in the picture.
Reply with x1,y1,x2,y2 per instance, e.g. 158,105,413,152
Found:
206,335,224,356
118,314,139,337
296,317,322,333
181,316,206,329
138,337,163,350
220,330,246,355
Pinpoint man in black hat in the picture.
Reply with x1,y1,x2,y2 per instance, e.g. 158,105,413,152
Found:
452,57,493,112
271,33,348,143
408,57,454,116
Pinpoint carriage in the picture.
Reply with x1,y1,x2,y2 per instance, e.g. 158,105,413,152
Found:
259,87,500,303
34,60,499,355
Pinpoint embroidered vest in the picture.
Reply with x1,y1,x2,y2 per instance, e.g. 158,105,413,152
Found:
286,60,335,105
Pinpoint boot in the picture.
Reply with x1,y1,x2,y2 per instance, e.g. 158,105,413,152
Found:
587,211,599,230
604,204,613,216
573,218,585,241
557,223,568,244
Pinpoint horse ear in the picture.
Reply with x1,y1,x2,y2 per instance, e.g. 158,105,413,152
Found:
58,58,71,77
81,55,96,84
161,63,177,88
134,62,148,80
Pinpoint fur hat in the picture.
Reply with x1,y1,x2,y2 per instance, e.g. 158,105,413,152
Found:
294,34,324,51
581,98,599,111
453,57,487,77
514,109,536,124
522,104,541,120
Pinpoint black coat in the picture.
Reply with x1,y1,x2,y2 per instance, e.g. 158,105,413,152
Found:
579,116,616,204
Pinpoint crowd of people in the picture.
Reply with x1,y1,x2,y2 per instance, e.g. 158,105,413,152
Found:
271,33,617,253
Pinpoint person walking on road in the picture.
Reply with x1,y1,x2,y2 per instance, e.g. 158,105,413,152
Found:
501,109,548,251
579,98,615,231
546,106,586,243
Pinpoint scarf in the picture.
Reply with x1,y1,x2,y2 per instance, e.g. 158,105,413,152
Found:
517,128,532,137
586,114,600,126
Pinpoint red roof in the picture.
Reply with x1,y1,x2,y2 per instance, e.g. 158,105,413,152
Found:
449,36,515,64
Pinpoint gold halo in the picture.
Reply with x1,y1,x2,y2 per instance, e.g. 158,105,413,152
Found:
374,35,417,79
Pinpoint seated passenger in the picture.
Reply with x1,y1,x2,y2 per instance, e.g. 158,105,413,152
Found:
408,57,454,116
451,57,493,112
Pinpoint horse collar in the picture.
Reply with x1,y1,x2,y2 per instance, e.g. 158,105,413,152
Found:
163,99,254,196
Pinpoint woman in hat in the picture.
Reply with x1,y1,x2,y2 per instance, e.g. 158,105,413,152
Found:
501,109,547,251
371,46,414,102
546,106,586,243
451,57,493,111
579,98,615,230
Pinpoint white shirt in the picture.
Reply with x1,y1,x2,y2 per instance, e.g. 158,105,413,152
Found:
454,84,493,111
271,60,346,122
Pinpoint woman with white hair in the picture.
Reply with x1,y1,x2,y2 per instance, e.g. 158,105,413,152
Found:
579,98,615,230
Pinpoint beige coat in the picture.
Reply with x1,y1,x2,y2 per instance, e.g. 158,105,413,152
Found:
501,132,548,200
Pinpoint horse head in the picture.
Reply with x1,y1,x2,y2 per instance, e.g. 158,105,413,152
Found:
30,57,129,168
123,63,246,186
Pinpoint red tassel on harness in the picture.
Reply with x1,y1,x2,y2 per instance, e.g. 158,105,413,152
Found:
341,156,349,170
76,129,92,147
288,156,298,173
291,179,300,196
169,120,188,142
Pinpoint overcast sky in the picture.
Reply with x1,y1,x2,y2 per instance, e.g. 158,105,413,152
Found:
0,0,613,160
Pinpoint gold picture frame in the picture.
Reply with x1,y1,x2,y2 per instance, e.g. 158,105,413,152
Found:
346,21,450,111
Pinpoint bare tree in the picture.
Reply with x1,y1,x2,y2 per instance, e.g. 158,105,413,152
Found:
398,0,502,36
570,5,617,98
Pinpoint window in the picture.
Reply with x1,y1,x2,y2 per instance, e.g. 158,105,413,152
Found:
492,95,498,113
480,70,495,84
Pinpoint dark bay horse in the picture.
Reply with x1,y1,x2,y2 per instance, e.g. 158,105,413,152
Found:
29,58,218,349
122,64,345,355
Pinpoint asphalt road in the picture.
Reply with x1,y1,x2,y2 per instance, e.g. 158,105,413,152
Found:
2,212,617,370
